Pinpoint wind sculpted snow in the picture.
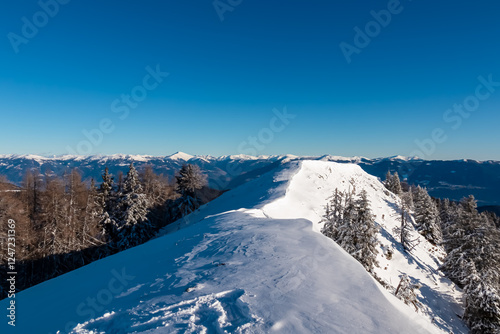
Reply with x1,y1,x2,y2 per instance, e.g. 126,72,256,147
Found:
0,161,467,333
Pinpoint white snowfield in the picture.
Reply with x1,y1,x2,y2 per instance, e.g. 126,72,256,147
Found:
0,161,467,334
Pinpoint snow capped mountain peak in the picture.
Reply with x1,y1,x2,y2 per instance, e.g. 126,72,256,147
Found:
15,154,49,162
385,155,421,161
319,155,368,162
167,151,194,161
99,154,153,161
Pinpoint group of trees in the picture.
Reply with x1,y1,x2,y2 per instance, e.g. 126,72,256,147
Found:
321,184,379,273
384,171,403,195
0,164,207,298
385,171,442,250
385,171,500,333
438,196,500,333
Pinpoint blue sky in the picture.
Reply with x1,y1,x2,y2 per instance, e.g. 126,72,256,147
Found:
1,0,499,160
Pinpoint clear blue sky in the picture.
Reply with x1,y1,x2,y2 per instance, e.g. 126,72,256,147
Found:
1,0,499,160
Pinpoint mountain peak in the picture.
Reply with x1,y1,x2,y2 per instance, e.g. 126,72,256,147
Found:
167,151,194,161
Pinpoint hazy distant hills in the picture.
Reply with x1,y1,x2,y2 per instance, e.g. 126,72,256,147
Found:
1,153,499,206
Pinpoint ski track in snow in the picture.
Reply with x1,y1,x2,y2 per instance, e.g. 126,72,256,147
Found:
0,160,468,334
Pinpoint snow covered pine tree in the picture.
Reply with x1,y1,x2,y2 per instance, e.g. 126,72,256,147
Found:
463,262,500,334
396,191,418,253
395,274,422,311
441,195,500,286
412,186,442,245
98,167,117,244
174,164,207,217
322,188,379,272
113,163,152,249
351,189,379,272
384,171,402,195
321,188,343,240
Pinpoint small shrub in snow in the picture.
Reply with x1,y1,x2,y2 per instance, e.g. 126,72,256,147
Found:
395,274,422,312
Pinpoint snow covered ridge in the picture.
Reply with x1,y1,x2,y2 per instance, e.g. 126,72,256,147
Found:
0,160,467,333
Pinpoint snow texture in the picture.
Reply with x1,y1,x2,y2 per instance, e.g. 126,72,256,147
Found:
0,161,467,333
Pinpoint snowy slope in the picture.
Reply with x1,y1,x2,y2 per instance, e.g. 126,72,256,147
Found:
0,161,466,333
262,161,467,333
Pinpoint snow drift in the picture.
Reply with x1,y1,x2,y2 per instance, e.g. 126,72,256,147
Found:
0,161,467,333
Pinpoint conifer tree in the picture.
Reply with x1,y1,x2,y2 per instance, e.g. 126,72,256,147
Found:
384,171,402,195
351,189,379,272
440,199,461,253
335,188,356,254
395,274,421,311
174,164,207,217
464,263,500,334
114,163,151,249
413,186,442,245
391,172,402,195
441,195,500,286
384,171,392,190
99,167,115,210
397,192,417,253
441,198,477,285
176,164,206,197
321,188,343,240
98,167,117,242
322,188,379,272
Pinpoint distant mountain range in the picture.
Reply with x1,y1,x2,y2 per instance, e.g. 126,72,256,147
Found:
1,153,499,206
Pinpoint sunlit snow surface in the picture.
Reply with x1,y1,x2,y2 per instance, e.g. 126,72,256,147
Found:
0,161,467,333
